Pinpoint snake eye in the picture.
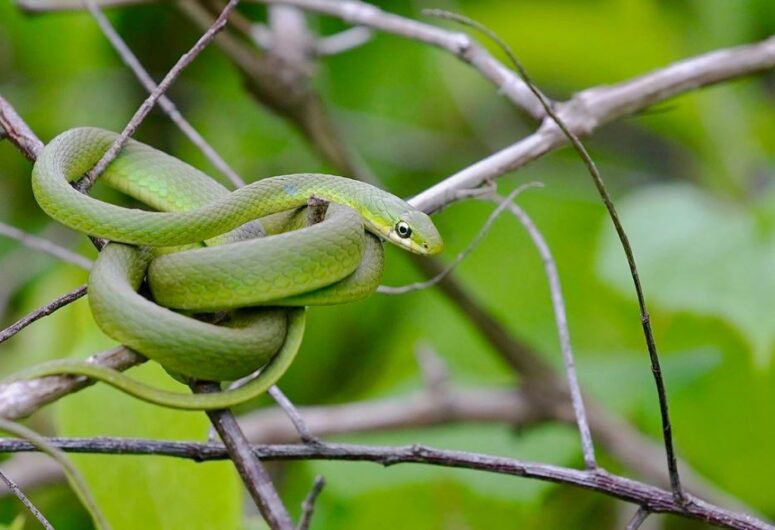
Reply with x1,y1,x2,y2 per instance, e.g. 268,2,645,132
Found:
395,221,412,239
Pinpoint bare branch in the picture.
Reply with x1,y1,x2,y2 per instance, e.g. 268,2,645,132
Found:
239,387,542,444
0,95,44,160
410,35,775,213
379,183,541,294
297,475,325,530
2,382,754,515
267,4,315,76
315,27,372,56
15,0,154,14
246,0,544,118
481,193,596,469
0,285,88,347
0,468,55,530
625,506,651,530
0,347,144,420
194,381,294,530
437,11,680,500
176,0,378,184
77,0,242,192
0,437,770,530
83,0,246,188
268,386,319,444
0,222,93,270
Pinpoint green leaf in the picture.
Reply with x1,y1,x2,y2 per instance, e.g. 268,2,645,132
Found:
596,184,774,365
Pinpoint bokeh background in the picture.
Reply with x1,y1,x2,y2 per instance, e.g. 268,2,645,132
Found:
0,0,773,528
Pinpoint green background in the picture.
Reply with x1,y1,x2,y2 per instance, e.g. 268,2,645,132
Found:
0,0,773,528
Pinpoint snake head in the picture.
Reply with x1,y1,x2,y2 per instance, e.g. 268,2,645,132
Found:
381,207,443,256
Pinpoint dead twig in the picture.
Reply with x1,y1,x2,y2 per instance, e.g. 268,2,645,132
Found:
0,468,55,530
77,0,242,192
0,436,770,530
193,381,294,530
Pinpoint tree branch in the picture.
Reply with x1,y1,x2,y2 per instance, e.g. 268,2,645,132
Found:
77,0,242,192
175,0,377,183
83,0,246,188
0,468,55,530
297,475,325,530
0,285,89,347
482,193,595,469
0,95,44,160
15,0,154,14
409,35,775,213
0,347,144,419
193,381,293,530
0,437,770,530
0,222,93,271
246,0,544,118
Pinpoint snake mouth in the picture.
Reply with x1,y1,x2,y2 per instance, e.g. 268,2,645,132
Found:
385,232,443,256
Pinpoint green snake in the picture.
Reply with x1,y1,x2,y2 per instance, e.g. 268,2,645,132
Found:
8,127,442,410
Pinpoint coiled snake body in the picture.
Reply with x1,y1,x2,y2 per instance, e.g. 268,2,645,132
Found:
9,128,442,410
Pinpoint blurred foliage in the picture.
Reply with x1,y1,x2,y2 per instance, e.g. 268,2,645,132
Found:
0,0,773,528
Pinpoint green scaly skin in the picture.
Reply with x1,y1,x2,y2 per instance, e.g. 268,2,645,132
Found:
6,128,442,410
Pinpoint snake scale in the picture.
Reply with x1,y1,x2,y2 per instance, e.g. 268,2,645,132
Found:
7,127,442,410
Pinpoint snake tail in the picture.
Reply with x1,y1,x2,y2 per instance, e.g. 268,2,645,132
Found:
4,309,306,411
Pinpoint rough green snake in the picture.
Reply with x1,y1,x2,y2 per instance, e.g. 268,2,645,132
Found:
8,127,442,410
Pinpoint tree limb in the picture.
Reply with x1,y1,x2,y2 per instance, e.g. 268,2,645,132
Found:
0,436,769,530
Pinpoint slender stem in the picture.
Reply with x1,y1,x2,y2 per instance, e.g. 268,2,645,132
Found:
193,382,294,530
625,506,651,530
0,437,769,530
0,222,93,270
17,0,153,13
76,0,242,192
0,95,43,159
246,0,544,117
0,285,87,346
0,468,55,530
483,194,596,469
0,347,144,420
297,475,325,530
267,386,318,444
427,10,681,501
83,0,246,188
378,183,541,294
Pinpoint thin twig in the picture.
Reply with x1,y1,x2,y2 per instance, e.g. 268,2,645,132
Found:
246,0,544,117
315,27,372,56
297,475,325,530
0,222,93,270
0,437,770,530
378,183,541,294
16,0,153,13
0,468,55,530
268,386,319,444
175,0,379,184
414,343,450,393
481,193,596,469
83,0,246,188
193,381,294,530
77,0,242,192
626,506,651,530
0,384,752,514
0,420,109,530
0,285,88,346
410,35,775,213
0,95,44,160
425,9,683,501
0,347,144,420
